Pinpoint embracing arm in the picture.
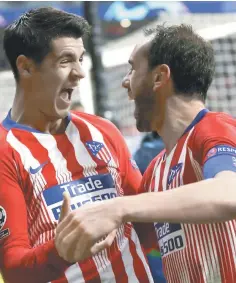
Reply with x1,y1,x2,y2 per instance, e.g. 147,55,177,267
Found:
119,171,236,224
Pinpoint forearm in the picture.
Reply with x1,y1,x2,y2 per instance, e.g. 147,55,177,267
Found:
120,174,236,224
2,240,71,283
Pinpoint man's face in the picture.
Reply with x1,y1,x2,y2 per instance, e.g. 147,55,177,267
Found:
26,37,85,119
122,42,157,132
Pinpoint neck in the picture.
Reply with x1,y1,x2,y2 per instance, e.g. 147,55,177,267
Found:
11,86,66,134
158,95,205,154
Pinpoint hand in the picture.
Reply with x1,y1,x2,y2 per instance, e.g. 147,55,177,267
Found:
55,194,121,263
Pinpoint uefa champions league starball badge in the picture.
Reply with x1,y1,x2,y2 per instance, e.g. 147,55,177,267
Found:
0,206,7,231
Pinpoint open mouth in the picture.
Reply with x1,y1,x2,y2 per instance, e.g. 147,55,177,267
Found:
60,88,73,102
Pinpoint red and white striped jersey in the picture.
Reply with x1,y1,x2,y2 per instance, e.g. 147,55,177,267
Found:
142,109,236,283
0,111,153,283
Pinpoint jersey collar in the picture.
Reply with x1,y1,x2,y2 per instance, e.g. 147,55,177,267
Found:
2,109,72,134
183,108,209,136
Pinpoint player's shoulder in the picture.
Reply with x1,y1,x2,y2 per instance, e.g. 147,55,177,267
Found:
194,111,236,139
70,111,119,133
0,124,15,162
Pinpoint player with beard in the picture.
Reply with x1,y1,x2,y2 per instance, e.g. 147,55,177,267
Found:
56,24,236,282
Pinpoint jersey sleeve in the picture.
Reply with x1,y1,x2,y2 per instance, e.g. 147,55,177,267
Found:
193,115,236,179
0,147,71,283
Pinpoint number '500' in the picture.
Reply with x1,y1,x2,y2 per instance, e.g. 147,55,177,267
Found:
160,235,184,256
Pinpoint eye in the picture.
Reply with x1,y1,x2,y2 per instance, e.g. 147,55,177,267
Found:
60,59,70,64
128,65,134,73
79,56,84,63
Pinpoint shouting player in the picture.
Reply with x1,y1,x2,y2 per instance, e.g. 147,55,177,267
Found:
56,25,236,282
0,7,154,283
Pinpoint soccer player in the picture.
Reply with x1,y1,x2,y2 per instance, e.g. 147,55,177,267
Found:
56,25,236,282
0,7,153,283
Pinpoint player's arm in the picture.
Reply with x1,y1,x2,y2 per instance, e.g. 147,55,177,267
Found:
118,170,236,224
0,151,71,283
119,133,236,224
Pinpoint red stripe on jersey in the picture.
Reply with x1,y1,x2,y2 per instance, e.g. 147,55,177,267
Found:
12,130,58,187
124,224,150,283
78,260,101,283
72,116,108,176
182,225,200,282
184,149,198,184
54,134,84,179
158,161,165,192
218,223,235,282
210,224,225,281
11,130,56,242
107,237,128,283
72,116,125,283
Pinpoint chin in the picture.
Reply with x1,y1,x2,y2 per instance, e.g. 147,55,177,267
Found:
136,120,151,132
55,108,70,119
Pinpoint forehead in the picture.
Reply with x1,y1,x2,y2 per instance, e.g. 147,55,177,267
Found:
129,40,151,63
50,37,85,55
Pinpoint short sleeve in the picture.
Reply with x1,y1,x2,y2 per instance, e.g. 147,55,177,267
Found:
192,113,236,179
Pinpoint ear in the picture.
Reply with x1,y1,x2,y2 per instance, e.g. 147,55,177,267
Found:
16,55,35,79
153,64,171,92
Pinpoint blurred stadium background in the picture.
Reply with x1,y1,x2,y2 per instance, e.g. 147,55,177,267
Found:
0,1,236,154
0,1,236,282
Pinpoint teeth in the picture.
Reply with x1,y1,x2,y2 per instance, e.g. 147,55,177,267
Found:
61,91,69,101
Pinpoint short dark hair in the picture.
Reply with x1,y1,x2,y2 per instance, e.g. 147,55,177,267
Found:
3,7,90,81
145,24,215,101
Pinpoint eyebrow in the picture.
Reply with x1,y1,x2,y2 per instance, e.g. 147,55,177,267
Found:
58,49,86,59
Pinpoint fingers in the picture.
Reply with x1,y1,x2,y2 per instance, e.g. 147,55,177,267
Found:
90,229,117,255
59,192,71,223
57,228,84,262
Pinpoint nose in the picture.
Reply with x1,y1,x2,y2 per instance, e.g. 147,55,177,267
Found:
70,63,86,82
122,74,133,100
122,74,130,89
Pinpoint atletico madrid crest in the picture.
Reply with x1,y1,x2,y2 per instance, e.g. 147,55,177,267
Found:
86,141,111,163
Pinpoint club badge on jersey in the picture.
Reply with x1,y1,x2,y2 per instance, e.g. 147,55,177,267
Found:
167,163,183,186
86,141,111,163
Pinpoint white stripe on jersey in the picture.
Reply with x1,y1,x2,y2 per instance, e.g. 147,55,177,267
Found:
130,228,154,283
226,221,236,270
188,147,222,281
115,225,139,283
6,131,53,245
33,133,72,184
65,121,98,177
178,128,194,186
6,131,47,196
65,263,84,283
76,116,118,169
207,225,221,281
65,116,116,280
75,116,152,282
75,116,124,197
188,148,203,181
162,145,177,191
171,138,190,283
153,160,161,192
